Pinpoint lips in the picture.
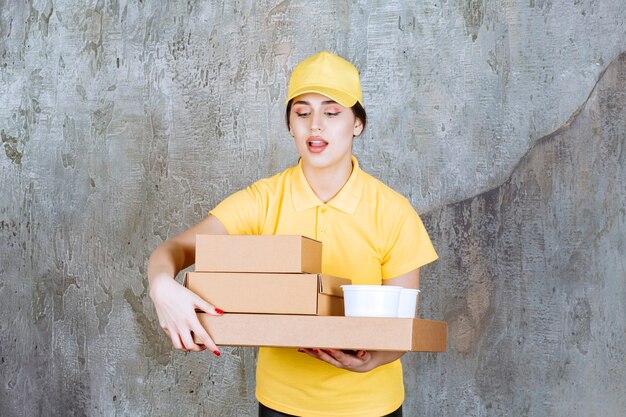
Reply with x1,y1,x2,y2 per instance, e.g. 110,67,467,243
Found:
307,136,328,153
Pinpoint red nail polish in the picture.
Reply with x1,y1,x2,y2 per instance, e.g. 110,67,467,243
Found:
312,349,320,354
214,308,224,315
213,350,221,356
297,349,305,353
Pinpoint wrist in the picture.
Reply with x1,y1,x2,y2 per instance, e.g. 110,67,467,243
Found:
367,352,383,372
149,272,176,299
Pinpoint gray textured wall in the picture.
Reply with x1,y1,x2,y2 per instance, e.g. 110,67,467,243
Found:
1,1,624,416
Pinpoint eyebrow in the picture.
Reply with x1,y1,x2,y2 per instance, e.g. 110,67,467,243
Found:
293,99,338,106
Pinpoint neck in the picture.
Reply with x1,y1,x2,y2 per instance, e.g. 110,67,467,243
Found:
302,158,353,203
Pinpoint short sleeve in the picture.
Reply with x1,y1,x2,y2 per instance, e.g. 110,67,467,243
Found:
380,200,438,279
209,182,267,235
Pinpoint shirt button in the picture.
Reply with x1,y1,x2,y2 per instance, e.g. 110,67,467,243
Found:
321,207,327,214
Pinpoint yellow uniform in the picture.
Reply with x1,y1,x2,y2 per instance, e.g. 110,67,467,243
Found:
210,156,438,417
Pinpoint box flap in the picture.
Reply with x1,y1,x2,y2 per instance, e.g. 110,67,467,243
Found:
316,294,345,316
318,274,351,297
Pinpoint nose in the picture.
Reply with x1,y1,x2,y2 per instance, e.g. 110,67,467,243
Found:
310,111,323,132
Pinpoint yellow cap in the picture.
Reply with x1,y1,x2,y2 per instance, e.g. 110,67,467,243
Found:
286,51,363,108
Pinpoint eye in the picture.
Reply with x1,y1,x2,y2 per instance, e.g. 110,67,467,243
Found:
292,106,310,118
324,106,342,117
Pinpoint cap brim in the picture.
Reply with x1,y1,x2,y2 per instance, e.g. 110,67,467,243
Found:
286,87,359,108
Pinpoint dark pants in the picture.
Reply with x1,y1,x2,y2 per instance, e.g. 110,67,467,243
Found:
258,402,403,417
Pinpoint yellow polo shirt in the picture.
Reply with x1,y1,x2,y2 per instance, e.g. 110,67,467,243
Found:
210,156,438,417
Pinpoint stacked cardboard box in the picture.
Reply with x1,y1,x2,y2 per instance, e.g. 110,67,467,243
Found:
186,235,347,315
184,272,347,315
187,235,447,352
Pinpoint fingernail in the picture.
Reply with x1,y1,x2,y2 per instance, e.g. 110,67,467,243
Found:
312,349,320,354
214,308,224,315
297,349,305,353
213,350,221,357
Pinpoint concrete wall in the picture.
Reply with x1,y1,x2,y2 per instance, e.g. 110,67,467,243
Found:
1,1,624,416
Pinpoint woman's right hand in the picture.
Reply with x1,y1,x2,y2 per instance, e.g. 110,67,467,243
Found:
147,214,229,355
149,273,223,355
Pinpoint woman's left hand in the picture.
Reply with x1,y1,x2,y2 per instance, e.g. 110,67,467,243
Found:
298,348,404,373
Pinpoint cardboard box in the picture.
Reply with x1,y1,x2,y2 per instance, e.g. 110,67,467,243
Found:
196,314,447,352
184,272,349,315
195,235,322,273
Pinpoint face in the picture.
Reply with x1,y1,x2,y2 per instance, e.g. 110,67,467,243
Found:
289,93,363,172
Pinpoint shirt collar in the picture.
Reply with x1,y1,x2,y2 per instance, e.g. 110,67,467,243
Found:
291,156,364,214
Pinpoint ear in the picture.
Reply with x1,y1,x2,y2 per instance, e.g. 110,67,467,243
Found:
353,118,364,136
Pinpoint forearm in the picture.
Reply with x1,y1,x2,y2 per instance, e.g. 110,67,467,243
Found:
369,350,405,370
147,242,191,289
148,215,227,291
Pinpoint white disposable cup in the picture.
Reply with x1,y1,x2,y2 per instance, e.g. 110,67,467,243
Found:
397,289,420,318
341,285,403,318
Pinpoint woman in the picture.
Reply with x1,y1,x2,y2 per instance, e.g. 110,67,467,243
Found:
148,51,438,417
